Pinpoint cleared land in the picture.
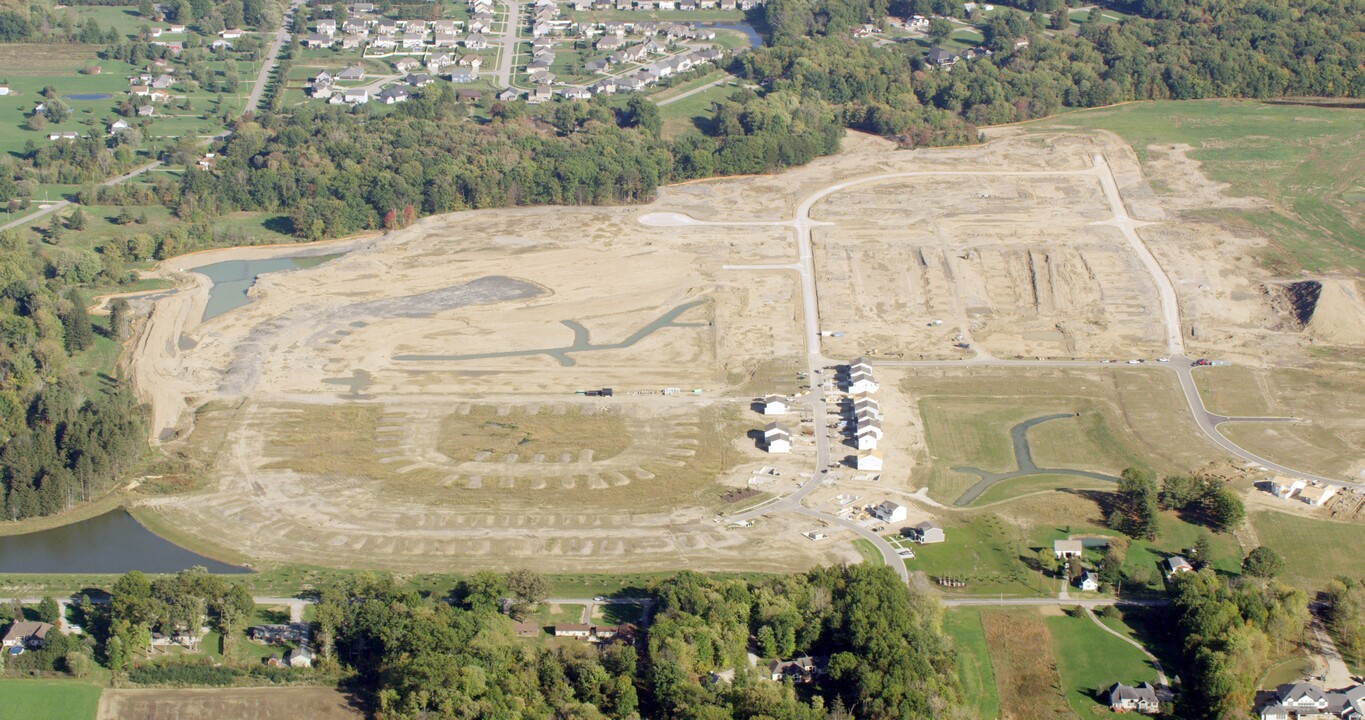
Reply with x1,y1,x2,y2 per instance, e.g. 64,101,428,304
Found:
95,687,362,720
116,110,1365,575
1198,366,1365,481
1036,100,1364,274
0,679,100,720
979,609,1077,720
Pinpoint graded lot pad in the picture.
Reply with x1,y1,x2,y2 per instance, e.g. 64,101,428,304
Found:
96,687,362,720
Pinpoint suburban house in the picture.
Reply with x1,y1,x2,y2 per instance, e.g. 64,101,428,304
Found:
855,449,883,471
220,28,244,39
1108,682,1161,714
338,65,366,81
1077,569,1100,592
317,18,338,34
554,624,592,638
767,656,824,683
764,423,792,454
908,521,945,544
2,621,54,650
343,88,369,103
449,69,476,83
872,500,906,523
109,119,130,134
853,395,880,417
248,623,310,645
377,86,411,104
855,427,879,451
1053,539,1084,559
513,622,540,637
925,47,958,67
498,88,522,101
1260,682,1365,720
760,394,788,415
285,645,314,668
1166,556,1194,579
394,57,422,73
465,33,488,49
404,72,435,87
1298,484,1338,507
847,368,878,394
1271,477,1307,500
304,33,335,48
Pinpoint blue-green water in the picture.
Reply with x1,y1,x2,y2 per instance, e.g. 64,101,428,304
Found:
197,255,337,322
0,510,247,574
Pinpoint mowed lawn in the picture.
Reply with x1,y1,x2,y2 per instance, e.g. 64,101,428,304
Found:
1038,100,1365,273
942,608,1001,720
0,679,101,720
1251,511,1365,590
1047,610,1161,717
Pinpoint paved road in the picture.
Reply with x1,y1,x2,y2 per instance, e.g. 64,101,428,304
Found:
1309,616,1354,689
245,0,308,112
1,160,162,233
655,74,735,107
941,596,1170,608
492,0,522,89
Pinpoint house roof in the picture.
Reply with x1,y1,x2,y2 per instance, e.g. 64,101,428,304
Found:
763,422,791,436
2,621,53,644
1279,683,1328,703
1109,682,1159,703
1168,556,1193,571
763,394,785,404
913,521,940,532
876,500,902,514
1054,539,1083,553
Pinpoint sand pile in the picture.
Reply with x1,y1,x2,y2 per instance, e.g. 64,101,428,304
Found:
1307,278,1365,345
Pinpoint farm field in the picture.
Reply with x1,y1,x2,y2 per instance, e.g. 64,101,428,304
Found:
0,679,101,720
95,687,362,720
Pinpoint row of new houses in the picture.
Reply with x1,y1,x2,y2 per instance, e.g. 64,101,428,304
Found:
1262,682,1365,720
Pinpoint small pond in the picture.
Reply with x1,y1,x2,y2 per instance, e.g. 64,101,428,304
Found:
62,93,113,101
0,510,248,574
197,254,338,322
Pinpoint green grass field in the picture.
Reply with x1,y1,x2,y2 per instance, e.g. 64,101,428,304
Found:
0,679,101,720
1251,511,1365,590
942,608,1002,720
657,80,736,139
910,515,1049,596
970,474,1115,507
1047,610,1160,716
1038,100,1365,272
853,538,884,565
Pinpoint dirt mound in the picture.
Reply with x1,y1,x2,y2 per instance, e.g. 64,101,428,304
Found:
1282,280,1323,326
1306,279,1365,345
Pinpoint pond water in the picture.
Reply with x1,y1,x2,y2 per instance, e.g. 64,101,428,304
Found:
62,93,113,101
0,510,248,574
701,22,764,47
197,255,338,322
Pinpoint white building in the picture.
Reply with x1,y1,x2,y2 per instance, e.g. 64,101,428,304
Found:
1053,539,1083,559
764,423,791,454
762,394,787,415
855,432,878,451
1270,476,1306,500
1077,569,1100,592
872,500,906,523
1299,484,1338,507
855,449,883,471
908,521,945,544
848,368,878,394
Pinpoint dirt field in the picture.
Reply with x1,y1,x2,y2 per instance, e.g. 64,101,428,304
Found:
979,609,1078,720
119,127,1362,573
96,687,362,720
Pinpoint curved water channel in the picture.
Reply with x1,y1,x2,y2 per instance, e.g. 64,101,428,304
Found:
197,254,340,321
0,510,247,574
952,413,1121,506
395,298,708,367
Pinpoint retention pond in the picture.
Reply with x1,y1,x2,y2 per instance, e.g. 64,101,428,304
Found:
0,510,248,574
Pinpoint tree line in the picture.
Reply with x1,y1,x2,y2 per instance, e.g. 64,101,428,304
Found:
744,0,1362,145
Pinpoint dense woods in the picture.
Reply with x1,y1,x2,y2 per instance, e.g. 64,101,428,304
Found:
0,228,146,520
1169,569,1309,719
746,0,1364,144
36,566,962,718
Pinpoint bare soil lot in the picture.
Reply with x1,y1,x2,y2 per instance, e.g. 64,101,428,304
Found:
96,687,362,720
